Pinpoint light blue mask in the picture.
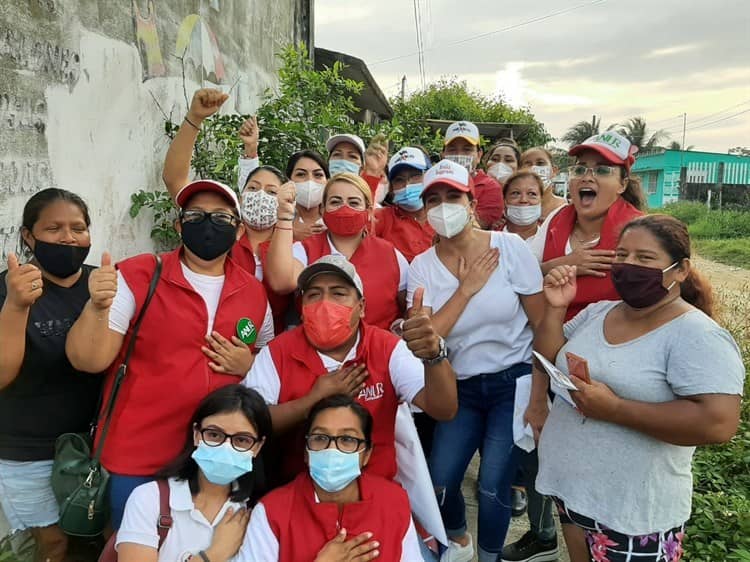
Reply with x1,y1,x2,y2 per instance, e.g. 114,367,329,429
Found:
191,442,253,485
329,159,361,176
392,183,425,211
308,448,361,492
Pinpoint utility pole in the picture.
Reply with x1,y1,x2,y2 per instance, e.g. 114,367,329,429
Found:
592,114,597,132
681,112,687,151
400,75,407,101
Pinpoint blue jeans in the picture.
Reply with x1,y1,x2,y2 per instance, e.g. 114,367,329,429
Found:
429,363,529,562
109,474,153,529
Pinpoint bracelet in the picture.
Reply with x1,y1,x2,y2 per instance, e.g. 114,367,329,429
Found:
277,216,295,221
184,116,201,131
197,551,210,562
274,225,293,231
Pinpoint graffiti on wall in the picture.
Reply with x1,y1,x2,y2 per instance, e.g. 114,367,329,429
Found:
132,0,167,81
175,14,226,83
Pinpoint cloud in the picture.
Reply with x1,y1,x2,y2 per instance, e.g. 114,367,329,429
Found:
645,43,702,58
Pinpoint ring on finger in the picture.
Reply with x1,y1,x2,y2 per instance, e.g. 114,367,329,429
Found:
30,281,39,290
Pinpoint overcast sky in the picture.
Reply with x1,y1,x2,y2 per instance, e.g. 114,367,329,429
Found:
315,0,750,152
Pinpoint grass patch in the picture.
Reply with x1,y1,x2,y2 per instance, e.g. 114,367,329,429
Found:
694,239,750,270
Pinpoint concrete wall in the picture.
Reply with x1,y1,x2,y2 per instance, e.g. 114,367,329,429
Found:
0,0,309,541
0,0,310,263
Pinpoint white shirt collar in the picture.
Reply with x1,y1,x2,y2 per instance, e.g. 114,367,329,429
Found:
317,331,361,371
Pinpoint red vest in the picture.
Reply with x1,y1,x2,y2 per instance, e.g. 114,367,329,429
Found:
543,198,643,321
269,324,401,481
262,472,410,562
97,249,269,475
231,236,291,334
473,170,504,228
302,233,401,330
374,206,435,262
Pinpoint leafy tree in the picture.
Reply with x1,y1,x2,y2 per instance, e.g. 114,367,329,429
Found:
667,140,695,151
618,116,670,150
381,77,551,153
256,43,363,170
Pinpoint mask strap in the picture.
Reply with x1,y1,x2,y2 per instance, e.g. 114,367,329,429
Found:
662,262,679,273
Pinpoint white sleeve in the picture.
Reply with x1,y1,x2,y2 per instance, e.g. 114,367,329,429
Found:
236,503,279,562
238,156,260,191
108,271,137,335
395,249,409,292
292,242,309,267
400,518,424,562
242,346,281,404
389,339,425,403
256,303,274,348
406,255,432,309
502,233,543,295
115,482,159,550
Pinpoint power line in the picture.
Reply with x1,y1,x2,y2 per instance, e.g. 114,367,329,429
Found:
661,99,750,133
685,108,750,132
649,114,684,126
371,0,606,67
412,0,426,89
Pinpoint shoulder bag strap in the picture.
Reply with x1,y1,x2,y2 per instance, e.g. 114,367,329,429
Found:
156,479,173,548
92,254,163,461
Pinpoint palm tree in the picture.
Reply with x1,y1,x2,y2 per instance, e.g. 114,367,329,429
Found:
618,117,670,150
562,116,601,147
668,141,695,151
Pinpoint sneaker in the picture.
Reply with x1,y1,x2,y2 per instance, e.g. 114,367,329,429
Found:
511,488,528,518
502,530,558,562
441,534,474,562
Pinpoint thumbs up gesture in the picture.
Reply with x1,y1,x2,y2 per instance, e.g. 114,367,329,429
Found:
88,252,118,310
5,252,43,309
402,288,442,361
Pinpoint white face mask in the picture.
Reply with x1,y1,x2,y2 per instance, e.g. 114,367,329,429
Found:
427,203,470,239
444,154,475,173
328,159,361,176
531,165,553,187
506,204,542,226
295,180,325,210
242,189,278,230
488,162,514,182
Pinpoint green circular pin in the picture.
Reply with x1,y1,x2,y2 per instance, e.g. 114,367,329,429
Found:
236,318,257,345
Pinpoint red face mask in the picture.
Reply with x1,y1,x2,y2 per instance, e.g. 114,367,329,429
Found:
302,300,357,350
323,206,369,237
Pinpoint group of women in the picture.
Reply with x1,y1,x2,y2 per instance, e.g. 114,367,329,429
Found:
0,86,744,562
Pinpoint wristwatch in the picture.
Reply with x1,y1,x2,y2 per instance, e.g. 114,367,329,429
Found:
422,336,448,366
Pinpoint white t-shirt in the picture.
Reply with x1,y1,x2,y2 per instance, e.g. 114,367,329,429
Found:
241,501,423,562
116,478,253,562
109,262,274,346
292,236,409,292
527,204,565,263
243,331,425,405
407,231,542,379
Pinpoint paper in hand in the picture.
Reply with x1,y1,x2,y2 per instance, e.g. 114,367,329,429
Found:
532,351,577,407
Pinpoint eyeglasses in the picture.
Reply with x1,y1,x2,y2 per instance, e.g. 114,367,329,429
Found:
198,427,261,452
305,433,368,454
180,209,239,227
568,165,618,178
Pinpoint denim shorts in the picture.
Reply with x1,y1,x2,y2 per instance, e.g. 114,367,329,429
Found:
0,459,59,532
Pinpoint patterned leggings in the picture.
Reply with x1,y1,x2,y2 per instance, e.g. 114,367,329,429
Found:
554,497,687,562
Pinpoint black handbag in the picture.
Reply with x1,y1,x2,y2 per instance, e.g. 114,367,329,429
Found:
51,255,162,536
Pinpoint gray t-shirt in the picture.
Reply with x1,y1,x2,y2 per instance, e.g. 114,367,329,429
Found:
536,300,745,535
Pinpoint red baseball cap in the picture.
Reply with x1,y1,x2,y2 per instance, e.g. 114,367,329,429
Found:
175,179,241,216
569,131,638,171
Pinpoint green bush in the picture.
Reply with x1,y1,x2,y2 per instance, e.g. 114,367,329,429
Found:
689,211,750,239
660,201,709,225
694,239,750,269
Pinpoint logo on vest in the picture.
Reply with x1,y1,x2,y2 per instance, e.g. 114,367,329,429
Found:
358,382,385,402
236,317,257,345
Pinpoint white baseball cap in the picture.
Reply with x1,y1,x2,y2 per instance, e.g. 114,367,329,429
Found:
423,159,475,195
298,254,364,297
175,179,241,217
444,121,480,146
387,147,431,180
326,134,366,161
569,131,638,171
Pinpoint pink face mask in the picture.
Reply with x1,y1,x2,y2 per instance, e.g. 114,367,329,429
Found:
302,300,357,349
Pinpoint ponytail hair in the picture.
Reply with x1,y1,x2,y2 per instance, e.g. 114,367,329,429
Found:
619,214,714,317
620,169,647,211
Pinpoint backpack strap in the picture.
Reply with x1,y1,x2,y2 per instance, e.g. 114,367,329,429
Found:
156,479,173,548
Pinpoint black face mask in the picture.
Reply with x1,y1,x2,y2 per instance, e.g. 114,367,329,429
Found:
32,240,90,278
180,220,237,261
